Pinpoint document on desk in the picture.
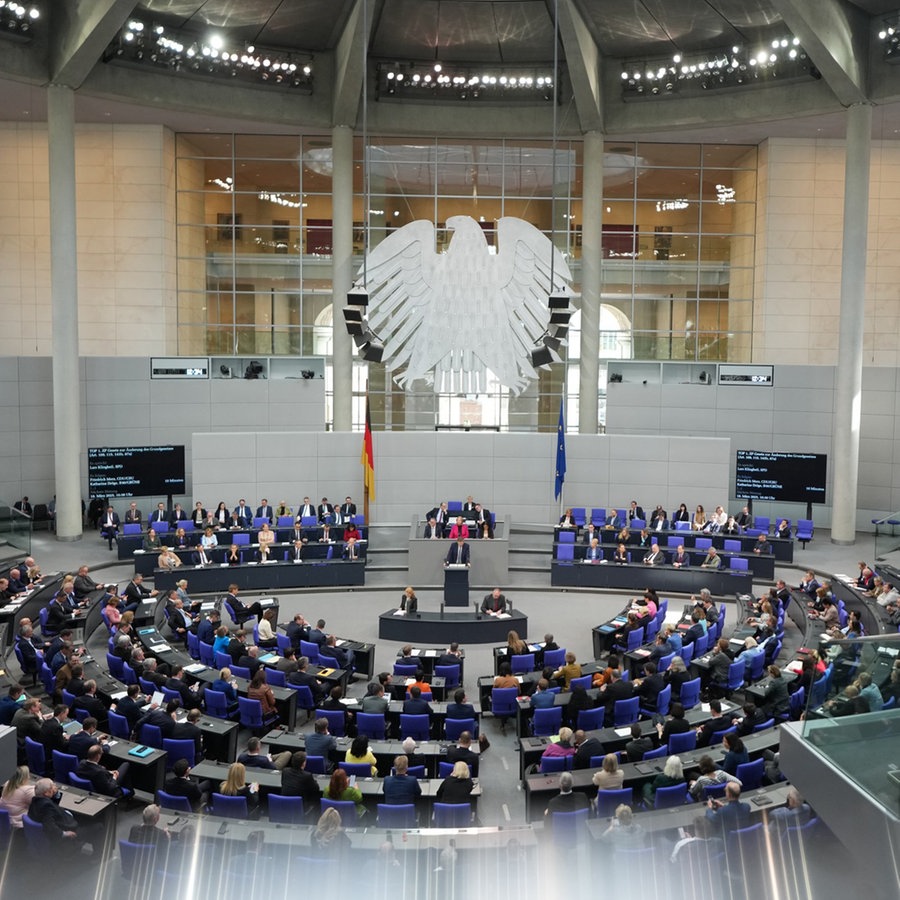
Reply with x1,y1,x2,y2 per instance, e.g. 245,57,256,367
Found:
151,691,165,707
185,664,207,674
393,608,406,616
613,727,632,737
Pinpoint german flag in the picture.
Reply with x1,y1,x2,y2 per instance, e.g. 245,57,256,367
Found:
361,392,375,502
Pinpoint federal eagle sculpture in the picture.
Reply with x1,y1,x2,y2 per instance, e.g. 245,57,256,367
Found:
358,215,572,395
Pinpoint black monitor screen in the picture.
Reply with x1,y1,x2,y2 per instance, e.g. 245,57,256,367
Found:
88,446,186,499
735,451,827,504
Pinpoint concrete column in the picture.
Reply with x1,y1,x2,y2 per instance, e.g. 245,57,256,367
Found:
578,130,603,433
47,84,83,542
832,102,872,545
331,124,354,431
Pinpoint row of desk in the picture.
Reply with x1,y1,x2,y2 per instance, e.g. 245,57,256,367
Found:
554,543,776,580
551,560,752,595
262,728,481,778
116,525,366,560
153,559,365,593
132,541,366,576
522,724,783,821
555,527,795,562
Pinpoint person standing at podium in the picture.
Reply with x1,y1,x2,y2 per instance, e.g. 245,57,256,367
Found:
445,536,470,567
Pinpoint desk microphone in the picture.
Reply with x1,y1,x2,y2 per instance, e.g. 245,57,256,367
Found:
474,600,482,620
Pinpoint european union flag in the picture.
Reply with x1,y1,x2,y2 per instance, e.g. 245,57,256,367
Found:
554,399,566,501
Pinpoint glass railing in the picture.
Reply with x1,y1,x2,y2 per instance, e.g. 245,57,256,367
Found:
0,503,32,558
801,633,900,817
872,512,900,562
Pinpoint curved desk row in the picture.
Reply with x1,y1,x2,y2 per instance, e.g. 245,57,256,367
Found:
378,607,528,644
556,527,795,562
554,543,775,580
115,525,366,560
153,559,365,593
132,541,365,576
551,560,752,595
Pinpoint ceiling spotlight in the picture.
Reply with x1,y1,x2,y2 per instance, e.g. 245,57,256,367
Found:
531,346,553,368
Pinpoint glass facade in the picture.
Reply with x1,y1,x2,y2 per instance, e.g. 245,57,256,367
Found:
175,134,756,430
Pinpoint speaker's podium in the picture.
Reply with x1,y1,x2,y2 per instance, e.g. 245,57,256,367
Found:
443,564,470,607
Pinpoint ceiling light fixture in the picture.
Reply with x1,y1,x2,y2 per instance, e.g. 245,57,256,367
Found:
102,19,314,92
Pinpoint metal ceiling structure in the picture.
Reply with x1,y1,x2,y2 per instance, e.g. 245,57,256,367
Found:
2,1,900,140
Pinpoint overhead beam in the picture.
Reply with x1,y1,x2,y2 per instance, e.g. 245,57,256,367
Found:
770,0,870,106
555,0,603,133
50,0,135,88
332,0,375,127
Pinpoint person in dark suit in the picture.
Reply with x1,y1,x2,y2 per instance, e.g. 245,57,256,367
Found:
544,771,590,823
14,496,32,516
445,731,479,776
71,681,109,727
99,506,120,549
148,503,169,526
255,499,273,523
736,506,752,529
114,684,147,735
281,751,323,806
128,805,171,850
339,497,356,522
400,587,418,615
39,705,70,754
650,505,668,528
163,667,196,709
308,619,327,646
237,647,263,678
197,609,220,646
136,701,178,741
445,688,476,723
683,611,706,645
28,778,100,854
572,729,605,770
604,510,621,529
696,699,737,747
671,544,690,568
643,542,665,565
323,635,353,670
67,717,105,759
598,670,635,716
627,501,645,523
223,585,263,626
169,503,188,527
124,502,142,525
426,503,449,534
297,497,315,519
75,744,129,799
634,662,666,712
317,498,335,524
342,537,362,560
480,588,507,614
285,613,311,649
706,782,751,833
402,686,433,719
624,722,655,762
287,657,325,704
123,574,158,614
172,708,204,760
436,642,463,669
164,759,211,811
584,538,604,562
423,517,443,539
472,503,493,538
445,537,470,566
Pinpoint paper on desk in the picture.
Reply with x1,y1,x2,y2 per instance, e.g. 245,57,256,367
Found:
393,609,406,616
335,639,347,646
700,703,711,712
110,691,127,700
185,664,206,673
496,613,511,619
151,691,165,707
154,644,172,653
339,698,356,705
424,650,438,657
614,727,632,737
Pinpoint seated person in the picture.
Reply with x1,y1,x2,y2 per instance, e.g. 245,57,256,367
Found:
448,517,469,540
142,529,162,552
558,508,577,530
399,586,418,615
613,542,629,564
688,754,741,801
481,587,508,615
